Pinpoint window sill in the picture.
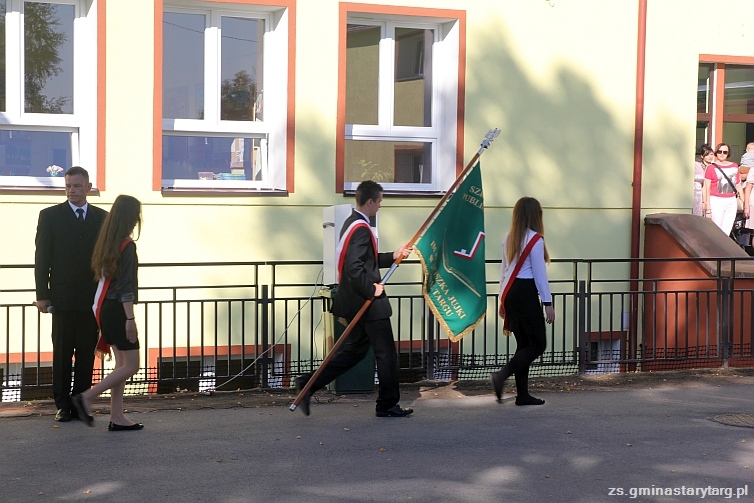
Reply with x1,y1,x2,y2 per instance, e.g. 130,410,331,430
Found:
0,186,101,196
343,189,445,198
161,187,288,197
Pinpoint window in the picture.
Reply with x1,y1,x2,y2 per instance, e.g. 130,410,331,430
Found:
0,0,99,189
337,5,464,194
160,1,293,193
697,57,754,157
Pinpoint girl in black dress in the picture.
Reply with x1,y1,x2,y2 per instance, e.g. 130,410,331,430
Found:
73,195,143,431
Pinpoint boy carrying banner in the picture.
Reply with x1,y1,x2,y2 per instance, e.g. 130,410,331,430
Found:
295,181,413,417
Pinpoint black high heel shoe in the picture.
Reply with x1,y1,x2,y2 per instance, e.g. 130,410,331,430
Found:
108,422,144,431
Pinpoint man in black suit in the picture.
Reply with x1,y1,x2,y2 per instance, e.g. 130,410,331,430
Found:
35,166,108,422
297,181,413,417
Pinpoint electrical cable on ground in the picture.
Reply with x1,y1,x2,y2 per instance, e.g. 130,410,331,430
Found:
208,268,325,393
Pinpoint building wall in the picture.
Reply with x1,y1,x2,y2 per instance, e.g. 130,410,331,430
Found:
2,0,754,275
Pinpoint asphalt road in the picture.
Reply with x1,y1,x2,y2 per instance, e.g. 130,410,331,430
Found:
2,376,753,503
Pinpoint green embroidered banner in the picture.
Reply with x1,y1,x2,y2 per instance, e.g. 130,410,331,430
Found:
415,162,486,342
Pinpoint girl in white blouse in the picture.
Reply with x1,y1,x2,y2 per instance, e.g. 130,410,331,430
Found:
492,197,555,406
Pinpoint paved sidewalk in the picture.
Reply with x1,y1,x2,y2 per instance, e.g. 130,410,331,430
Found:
2,371,754,503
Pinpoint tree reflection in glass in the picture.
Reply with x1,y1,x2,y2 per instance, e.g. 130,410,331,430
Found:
24,2,74,114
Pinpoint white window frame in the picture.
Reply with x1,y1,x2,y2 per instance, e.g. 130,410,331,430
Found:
162,2,289,192
0,0,98,189
344,14,460,193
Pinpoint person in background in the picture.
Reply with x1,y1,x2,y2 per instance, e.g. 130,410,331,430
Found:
34,166,108,423
72,195,144,431
741,142,754,174
703,142,740,236
492,197,555,406
738,143,752,198
694,144,714,217
739,142,754,248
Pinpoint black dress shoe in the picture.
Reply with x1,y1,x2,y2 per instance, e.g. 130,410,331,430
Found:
69,407,94,423
55,409,72,422
376,405,414,417
491,371,505,403
515,395,545,406
295,375,312,416
108,422,144,431
71,394,93,427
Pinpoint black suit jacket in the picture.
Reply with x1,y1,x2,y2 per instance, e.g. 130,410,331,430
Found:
35,202,108,312
331,210,394,321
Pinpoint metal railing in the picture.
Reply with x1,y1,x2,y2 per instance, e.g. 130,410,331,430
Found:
2,257,754,402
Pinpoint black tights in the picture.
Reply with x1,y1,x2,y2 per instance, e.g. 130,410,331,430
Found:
499,279,547,398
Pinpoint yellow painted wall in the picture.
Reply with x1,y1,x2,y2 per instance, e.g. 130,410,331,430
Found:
2,0,754,276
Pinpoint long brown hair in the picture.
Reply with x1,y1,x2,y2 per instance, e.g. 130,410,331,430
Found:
506,196,550,264
92,195,142,280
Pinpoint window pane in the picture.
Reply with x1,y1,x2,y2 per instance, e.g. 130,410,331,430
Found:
0,0,6,112
722,122,748,162
724,65,754,115
0,130,71,176
696,121,709,152
163,12,205,119
344,140,431,184
346,25,379,125
162,135,267,181
221,16,264,122
394,28,432,127
24,2,74,114
697,63,713,115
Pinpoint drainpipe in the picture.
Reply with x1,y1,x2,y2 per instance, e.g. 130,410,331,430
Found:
629,0,647,364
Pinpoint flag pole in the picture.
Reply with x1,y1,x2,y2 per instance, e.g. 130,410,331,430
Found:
290,128,500,412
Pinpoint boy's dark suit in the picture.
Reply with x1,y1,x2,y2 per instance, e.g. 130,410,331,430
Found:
35,201,107,415
308,210,401,413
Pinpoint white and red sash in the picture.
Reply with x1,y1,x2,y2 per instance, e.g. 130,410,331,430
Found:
92,238,133,358
335,219,377,283
499,233,542,334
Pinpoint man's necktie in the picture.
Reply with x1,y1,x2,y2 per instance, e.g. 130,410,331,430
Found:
76,208,84,222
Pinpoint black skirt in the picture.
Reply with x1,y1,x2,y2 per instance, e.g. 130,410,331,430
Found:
100,299,140,351
503,278,544,334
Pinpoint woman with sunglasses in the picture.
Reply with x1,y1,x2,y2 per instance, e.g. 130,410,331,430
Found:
694,144,714,216
703,142,741,236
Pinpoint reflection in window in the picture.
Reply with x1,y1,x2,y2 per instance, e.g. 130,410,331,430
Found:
342,14,455,194
695,121,709,153
221,16,264,122
345,24,380,126
697,63,713,115
163,12,205,120
24,2,74,114
394,28,432,127
344,140,431,184
162,135,267,182
0,130,71,176
697,61,754,156
161,4,290,192
723,65,754,115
